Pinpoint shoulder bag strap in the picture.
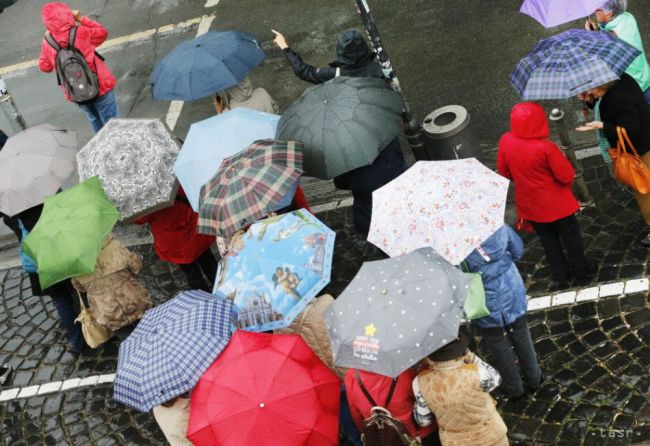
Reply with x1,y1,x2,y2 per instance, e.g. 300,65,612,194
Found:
354,370,378,407
620,127,641,157
384,377,398,407
68,26,77,49
75,289,87,311
614,126,625,158
45,33,61,52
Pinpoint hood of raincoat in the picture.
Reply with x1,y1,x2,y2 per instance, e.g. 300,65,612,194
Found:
41,2,75,34
333,29,375,67
509,102,549,140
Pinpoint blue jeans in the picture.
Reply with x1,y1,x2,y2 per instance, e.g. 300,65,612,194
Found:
48,280,85,352
644,87,650,105
77,90,119,132
340,385,362,446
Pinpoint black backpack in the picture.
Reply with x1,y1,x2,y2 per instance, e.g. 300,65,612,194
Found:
355,370,420,446
45,27,100,103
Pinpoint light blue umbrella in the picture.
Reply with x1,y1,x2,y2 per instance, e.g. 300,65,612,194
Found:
174,108,280,210
113,290,235,412
213,209,335,332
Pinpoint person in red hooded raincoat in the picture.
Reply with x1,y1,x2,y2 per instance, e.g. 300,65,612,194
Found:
135,188,218,293
38,2,119,132
497,102,596,290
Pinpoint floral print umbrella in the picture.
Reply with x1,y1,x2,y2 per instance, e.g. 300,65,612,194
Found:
367,158,509,265
76,119,180,222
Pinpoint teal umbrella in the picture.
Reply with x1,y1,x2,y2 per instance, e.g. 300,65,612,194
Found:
23,177,121,289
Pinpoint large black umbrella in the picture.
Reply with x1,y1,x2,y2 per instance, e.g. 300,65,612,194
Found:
276,76,402,179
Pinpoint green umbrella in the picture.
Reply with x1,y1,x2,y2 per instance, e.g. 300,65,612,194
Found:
23,177,121,290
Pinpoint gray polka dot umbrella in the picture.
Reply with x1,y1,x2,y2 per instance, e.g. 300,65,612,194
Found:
324,247,471,377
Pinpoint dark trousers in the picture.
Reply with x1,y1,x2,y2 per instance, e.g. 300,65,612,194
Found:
48,280,85,352
477,316,541,397
339,385,362,446
531,213,593,283
178,249,219,292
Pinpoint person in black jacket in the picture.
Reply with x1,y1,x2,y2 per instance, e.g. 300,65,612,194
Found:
272,28,406,237
1,204,85,352
577,72,650,245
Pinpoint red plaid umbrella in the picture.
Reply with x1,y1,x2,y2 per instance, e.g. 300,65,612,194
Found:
197,139,303,237
187,331,341,446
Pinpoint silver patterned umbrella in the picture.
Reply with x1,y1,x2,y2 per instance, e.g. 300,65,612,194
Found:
76,119,180,222
324,247,471,377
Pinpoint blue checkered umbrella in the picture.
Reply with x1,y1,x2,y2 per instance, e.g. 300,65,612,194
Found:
510,29,640,100
113,290,235,412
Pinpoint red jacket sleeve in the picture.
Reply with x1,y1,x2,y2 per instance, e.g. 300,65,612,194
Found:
79,17,108,47
292,185,312,213
545,143,575,185
38,40,54,73
496,146,511,180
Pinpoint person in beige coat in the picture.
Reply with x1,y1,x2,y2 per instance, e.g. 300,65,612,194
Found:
213,76,279,115
72,234,152,331
275,294,345,380
413,333,509,446
153,395,192,446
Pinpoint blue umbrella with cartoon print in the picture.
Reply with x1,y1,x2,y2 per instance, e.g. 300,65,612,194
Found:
213,209,335,332
324,247,471,377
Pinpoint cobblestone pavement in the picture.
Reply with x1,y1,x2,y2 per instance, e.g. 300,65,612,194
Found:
0,201,649,445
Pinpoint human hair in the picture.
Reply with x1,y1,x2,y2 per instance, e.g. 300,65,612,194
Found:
596,79,620,94
601,0,627,16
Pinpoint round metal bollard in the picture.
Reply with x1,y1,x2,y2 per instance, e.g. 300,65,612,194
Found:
414,105,480,161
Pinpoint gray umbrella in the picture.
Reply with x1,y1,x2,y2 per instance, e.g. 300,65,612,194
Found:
324,247,470,377
0,124,77,216
275,76,403,179
76,119,180,222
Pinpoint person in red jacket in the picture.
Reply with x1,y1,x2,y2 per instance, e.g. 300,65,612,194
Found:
135,188,217,292
38,2,119,132
497,102,596,289
344,368,439,445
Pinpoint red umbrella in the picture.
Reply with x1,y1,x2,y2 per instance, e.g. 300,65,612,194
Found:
187,331,341,446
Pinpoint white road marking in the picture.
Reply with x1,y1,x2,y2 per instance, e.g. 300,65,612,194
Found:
0,17,204,78
164,14,216,130
204,0,221,7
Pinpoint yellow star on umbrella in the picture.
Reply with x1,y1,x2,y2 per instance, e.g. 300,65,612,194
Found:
364,323,377,337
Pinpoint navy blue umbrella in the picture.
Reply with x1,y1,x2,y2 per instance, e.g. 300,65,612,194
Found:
150,31,265,101
113,290,235,412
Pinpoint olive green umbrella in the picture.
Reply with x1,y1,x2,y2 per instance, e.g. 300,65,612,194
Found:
23,177,121,290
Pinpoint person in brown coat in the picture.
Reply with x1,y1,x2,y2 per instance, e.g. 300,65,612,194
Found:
72,233,152,331
413,333,509,446
275,294,345,380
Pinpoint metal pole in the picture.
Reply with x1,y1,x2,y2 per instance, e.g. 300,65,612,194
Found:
549,108,593,207
0,77,27,132
352,0,425,156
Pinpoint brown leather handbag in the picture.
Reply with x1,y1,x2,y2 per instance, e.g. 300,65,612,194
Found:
608,126,650,194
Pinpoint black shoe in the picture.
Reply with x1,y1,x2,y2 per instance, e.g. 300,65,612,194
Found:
640,234,650,247
526,369,547,393
0,364,12,386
